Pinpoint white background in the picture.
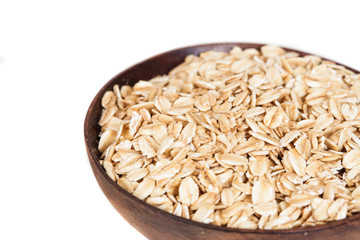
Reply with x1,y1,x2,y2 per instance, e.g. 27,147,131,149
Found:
0,1,359,239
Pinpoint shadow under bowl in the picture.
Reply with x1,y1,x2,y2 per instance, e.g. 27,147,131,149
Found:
84,43,360,240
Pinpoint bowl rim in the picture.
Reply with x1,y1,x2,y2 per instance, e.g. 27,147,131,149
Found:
84,42,360,234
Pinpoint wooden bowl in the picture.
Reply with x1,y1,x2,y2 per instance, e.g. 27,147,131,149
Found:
84,43,360,240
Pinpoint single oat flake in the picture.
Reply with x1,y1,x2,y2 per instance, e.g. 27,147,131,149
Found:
97,45,360,230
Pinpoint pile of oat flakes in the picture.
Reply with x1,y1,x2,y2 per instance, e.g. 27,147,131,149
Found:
97,45,360,229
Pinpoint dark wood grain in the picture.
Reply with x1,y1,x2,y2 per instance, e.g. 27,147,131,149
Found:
84,43,360,240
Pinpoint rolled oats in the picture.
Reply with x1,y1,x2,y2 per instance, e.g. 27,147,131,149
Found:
98,45,360,229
